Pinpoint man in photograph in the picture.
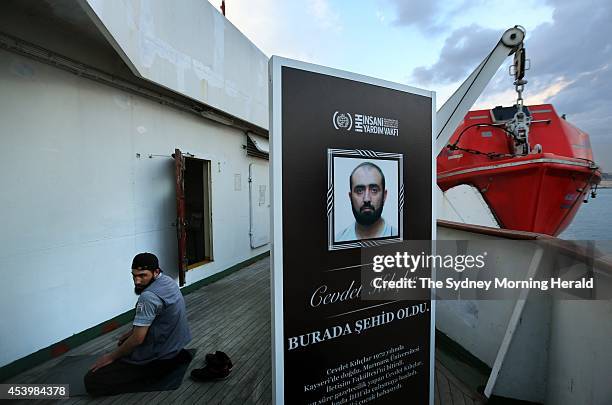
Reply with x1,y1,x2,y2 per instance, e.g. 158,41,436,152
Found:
336,161,398,242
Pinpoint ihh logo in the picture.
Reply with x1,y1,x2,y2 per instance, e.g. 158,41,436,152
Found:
333,111,353,131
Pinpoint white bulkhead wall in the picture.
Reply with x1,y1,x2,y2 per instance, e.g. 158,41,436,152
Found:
0,50,268,368
82,0,269,130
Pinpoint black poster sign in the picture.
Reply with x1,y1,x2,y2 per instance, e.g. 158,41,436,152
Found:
270,57,435,405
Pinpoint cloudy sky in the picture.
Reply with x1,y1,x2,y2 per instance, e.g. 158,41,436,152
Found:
211,0,612,171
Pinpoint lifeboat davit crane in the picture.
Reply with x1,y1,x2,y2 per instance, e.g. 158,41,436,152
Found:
434,26,601,236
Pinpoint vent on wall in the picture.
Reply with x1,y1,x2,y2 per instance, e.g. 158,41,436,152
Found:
246,132,269,160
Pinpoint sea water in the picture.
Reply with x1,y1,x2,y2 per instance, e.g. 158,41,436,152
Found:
561,188,612,240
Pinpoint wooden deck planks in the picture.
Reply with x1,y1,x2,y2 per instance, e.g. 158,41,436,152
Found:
434,369,442,405
436,362,454,405
435,359,486,405
7,256,486,404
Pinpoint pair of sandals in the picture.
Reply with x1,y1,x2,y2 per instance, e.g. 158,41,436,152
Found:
191,351,233,381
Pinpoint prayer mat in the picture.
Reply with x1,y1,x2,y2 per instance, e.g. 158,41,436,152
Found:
35,349,196,397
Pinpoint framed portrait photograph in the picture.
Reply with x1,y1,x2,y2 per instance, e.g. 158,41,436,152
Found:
328,148,404,250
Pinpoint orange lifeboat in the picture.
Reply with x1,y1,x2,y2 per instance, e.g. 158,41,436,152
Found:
437,104,601,236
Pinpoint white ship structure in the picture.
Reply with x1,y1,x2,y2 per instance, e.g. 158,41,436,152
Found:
0,1,610,404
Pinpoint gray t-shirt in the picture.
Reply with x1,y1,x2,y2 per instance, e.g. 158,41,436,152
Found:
133,291,163,327
124,273,191,364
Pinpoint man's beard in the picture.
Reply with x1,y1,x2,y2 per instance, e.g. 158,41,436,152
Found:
134,277,157,295
352,202,384,226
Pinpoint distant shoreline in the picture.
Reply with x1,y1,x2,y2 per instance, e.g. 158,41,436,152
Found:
599,180,612,189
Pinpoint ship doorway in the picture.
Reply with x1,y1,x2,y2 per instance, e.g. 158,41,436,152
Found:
184,157,213,268
174,149,213,285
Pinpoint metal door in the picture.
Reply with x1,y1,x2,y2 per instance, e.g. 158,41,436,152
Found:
249,163,270,248
174,148,187,286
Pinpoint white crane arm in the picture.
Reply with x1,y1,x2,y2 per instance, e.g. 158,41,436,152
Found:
435,26,525,155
